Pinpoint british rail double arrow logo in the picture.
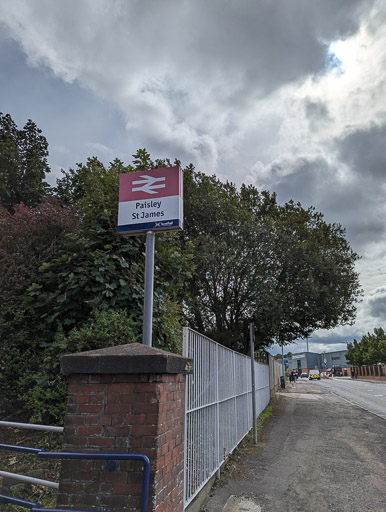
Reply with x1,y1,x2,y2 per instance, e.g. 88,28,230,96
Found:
131,175,166,195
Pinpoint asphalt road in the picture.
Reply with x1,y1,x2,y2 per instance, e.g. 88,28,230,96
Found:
317,377,386,419
201,379,386,512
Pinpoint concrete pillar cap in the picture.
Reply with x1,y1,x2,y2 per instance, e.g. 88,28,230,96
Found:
61,342,193,375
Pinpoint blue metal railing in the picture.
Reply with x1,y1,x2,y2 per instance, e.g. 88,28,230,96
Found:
0,444,150,512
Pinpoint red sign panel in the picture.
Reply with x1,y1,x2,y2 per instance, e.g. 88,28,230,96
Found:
118,166,183,235
119,166,181,202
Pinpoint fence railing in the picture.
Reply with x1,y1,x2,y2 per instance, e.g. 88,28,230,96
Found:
0,421,64,433
269,356,284,392
183,327,270,508
0,424,150,512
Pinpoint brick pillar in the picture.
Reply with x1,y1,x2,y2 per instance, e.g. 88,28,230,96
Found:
57,343,193,512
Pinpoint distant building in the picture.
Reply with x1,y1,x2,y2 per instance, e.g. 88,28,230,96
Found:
287,352,319,372
286,349,351,375
323,350,349,370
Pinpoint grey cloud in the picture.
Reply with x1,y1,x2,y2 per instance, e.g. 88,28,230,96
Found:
269,157,331,199
338,124,386,179
0,0,370,100
365,287,386,319
304,99,331,131
0,33,128,179
263,155,386,252
178,0,367,89
0,0,377,178
311,334,356,346
277,332,360,357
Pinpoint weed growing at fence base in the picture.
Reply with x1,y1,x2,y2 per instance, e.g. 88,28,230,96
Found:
257,405,273,432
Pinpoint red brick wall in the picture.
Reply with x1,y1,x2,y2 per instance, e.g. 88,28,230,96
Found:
57,372,186,512
353,365,386,381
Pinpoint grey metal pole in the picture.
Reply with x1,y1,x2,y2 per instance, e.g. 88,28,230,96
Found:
0,421,63,433
143,231,155,346
250,322,257,445
281,344,285,388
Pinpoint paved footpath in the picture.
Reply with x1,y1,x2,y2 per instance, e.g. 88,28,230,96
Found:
200,379,386,512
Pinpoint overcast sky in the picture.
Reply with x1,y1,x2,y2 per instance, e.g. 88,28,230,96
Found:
1,0,385,355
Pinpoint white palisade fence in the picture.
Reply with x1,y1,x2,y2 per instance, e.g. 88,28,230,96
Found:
183,327,270,508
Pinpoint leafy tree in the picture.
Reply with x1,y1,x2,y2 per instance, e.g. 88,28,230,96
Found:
0,112,50,211
346,328,386,365
0,198,79,419
261,201,362,346
25,153,188,348
181,170,275,349
0,149,192,422
0,197,78,307
0,140,362,421
52,153,193,349
346,339,362,366
181,169,362,352
17,310,139,423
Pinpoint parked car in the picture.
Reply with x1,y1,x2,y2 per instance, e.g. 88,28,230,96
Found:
309,370,320,380
301,372,308,378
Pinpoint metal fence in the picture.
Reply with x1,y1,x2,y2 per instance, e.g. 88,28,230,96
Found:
183,327,270,508
269,356,284,393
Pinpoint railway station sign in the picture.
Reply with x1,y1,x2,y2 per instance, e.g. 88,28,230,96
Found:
118,166,183,235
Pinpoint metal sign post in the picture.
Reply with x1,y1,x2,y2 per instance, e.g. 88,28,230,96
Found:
249,322,258,445
143,231,155,346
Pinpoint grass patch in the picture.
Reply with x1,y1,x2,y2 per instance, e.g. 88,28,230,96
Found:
257,405,273,431
238,404,273,454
